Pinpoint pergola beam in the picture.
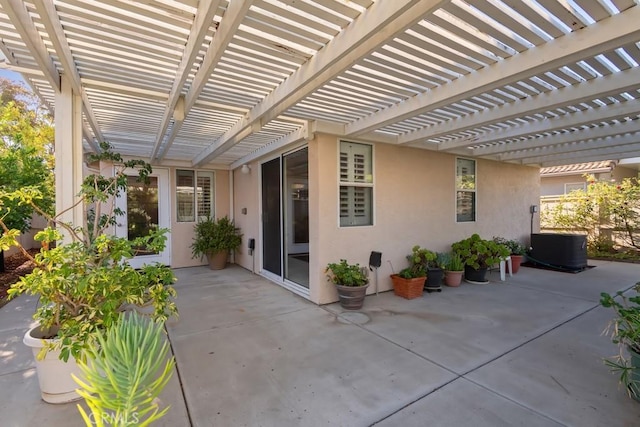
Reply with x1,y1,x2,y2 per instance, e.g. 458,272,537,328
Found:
345,6,640,137
32,0,102,151
525,137,640,166
468,99,640,156
492,121,640,161
149,0,221,161
192,0,450,166
412,67,640,150
230,122,313,170
0,0,60,92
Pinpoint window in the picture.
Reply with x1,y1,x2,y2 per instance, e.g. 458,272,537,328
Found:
176,170,214,222
565,182,586,194
339,141,373,227
456,158,476,222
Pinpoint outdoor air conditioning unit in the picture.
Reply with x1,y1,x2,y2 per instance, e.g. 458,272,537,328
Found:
529,233,588,271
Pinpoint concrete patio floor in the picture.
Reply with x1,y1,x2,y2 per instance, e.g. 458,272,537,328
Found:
2,260,640,426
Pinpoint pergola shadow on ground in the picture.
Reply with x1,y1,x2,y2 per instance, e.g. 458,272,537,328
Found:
2,260,640,426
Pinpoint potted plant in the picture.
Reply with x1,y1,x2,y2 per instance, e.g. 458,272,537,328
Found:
0,142,178,404
600,284,640,401
443,252,464,287
493,236,527,274
451,234,510,283
390,246,427,299
325,259,369,309
191,216,242,270
426,251,447,292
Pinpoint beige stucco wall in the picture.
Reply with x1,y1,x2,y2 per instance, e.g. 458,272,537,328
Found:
540,175,585,196
314,134,541,304
612,165,638,181
226,133,540,305
170,168,230,268
233,165,260,272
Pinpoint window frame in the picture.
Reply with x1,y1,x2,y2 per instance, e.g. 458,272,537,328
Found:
455,157,477,223
564,182,586,194
338,140,374,228
175,169,215,223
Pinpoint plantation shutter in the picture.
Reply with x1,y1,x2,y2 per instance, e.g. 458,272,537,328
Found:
339,142,373,227
197,172,214,220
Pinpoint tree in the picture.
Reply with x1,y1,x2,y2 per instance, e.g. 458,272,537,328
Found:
0,78,54,272
541,174,640,253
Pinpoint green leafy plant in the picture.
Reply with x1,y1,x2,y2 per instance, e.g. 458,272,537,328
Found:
408,245,438,269
451,233,510,270
541,174,640,253
390,246,429,279
0,142,178,362
325,259,368,287
190,216,242,259
397,266,424,279
0,78,55,272
444,252,464,272
492,237,527,256
600,284,640,399
435,252,448,269
73,312,174,427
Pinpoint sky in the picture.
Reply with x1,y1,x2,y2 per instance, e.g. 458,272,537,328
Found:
0,69,26,84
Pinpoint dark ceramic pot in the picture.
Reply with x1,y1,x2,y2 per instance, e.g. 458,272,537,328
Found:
464,265,488,283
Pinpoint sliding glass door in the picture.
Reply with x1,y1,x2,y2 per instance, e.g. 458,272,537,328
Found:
260,147,309,290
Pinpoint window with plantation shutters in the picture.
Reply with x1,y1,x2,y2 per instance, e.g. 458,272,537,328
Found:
456,158,476,222
176,170,214,222
339,141,373,227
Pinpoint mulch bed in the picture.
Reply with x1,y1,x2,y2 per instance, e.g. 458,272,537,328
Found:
0,249,38,308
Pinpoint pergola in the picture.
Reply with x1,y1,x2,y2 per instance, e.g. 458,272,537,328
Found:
0,0,639,171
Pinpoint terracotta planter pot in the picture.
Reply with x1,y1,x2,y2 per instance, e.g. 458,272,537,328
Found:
444,270,463,287
23,325,84,404
336,284,369,310
507,255,524,274
390,275,424,300
206,250,228,270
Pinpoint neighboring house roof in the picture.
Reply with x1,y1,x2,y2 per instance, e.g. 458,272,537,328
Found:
540,160,617,177
1,3,640,169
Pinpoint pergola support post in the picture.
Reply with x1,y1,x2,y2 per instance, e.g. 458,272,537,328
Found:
54,76,84,243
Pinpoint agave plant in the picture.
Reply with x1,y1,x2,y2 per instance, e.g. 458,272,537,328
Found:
73,312,175,427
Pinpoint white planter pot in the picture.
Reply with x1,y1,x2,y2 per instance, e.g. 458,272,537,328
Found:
23,325,84,404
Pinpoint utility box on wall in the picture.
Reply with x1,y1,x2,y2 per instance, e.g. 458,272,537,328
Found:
529,233,588,271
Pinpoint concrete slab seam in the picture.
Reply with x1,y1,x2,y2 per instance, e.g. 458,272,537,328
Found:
164,323,194,427
456,302,612,427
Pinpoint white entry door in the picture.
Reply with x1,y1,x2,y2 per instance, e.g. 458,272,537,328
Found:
115,168,171,268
